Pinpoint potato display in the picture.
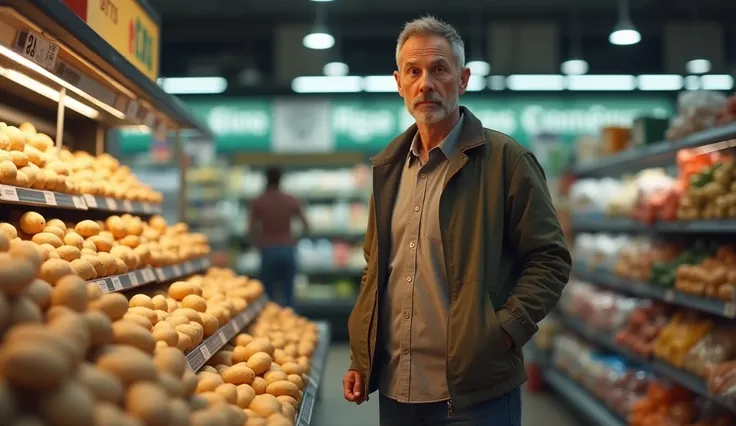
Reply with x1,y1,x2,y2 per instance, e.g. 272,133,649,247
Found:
193,303,319,425
0,211,210,280
0,121,162,203
0,230,303,425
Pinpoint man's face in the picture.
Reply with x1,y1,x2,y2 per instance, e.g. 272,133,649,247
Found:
394,35,470,124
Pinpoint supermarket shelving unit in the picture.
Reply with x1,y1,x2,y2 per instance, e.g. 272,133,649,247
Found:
550,121,736,421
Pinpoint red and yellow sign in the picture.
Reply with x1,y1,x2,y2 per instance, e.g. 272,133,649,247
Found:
63,0,160,81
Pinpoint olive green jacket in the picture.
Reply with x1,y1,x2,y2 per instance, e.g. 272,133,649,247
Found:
347,107,571,409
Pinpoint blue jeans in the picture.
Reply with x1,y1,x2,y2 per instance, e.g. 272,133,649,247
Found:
259,246,296,307
379,389,521,426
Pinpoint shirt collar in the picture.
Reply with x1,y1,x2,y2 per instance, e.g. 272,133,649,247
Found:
409,113,464,162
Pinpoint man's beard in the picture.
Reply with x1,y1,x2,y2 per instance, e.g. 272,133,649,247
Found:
407,92,458,124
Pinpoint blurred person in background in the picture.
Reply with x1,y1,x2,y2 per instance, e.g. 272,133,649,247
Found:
248,166,310,307
342,15,571,425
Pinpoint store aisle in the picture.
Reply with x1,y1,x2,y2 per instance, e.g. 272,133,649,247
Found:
313,344,584,426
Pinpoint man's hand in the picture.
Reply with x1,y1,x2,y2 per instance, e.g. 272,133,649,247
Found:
342,369,365,404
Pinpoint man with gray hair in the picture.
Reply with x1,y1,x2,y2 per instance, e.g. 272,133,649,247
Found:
343,15,571,425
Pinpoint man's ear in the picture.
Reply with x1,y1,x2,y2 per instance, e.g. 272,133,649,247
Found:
394,71,404,97
458,67,470,95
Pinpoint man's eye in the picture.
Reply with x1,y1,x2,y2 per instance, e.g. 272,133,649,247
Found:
435,66,445,73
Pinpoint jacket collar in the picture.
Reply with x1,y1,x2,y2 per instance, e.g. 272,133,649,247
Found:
371,106,486,166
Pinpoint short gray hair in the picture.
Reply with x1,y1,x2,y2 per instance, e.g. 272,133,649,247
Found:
395,16,465,70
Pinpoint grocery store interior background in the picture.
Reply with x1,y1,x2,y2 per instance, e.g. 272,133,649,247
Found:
1,0,736,424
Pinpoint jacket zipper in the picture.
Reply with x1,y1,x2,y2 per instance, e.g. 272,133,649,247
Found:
447,400,454,418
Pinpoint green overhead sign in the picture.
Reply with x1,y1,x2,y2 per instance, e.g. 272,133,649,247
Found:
118,95,673,154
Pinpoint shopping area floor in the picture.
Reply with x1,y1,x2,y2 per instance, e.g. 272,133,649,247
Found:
313,344,583,426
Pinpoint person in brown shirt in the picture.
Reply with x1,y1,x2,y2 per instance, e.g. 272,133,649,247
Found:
248,166,310,307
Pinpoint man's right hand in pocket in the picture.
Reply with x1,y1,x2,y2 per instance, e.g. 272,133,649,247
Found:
342,369,365,404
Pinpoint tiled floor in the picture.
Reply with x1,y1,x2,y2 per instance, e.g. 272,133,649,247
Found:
312,344,584,426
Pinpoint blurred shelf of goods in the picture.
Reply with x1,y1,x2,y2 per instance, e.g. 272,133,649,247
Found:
527,89,736,426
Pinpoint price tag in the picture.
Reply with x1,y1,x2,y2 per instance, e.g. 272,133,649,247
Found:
142,203,151,213
200,345,211,359
724,303,736,319
106,198,118,210
18,30,59,70
154,268,166,281
42,191,57,206
230,321,239,335
83,194,97,207
185,262,195,274
173,265,183,277
110,276,123,291
663,290,675,302
142,268,156,282
129,272,139,287
0,185,19,202
126,100,140,118
219,332,228,345
72,196,86,209
97,280,109,293
123,200,133,211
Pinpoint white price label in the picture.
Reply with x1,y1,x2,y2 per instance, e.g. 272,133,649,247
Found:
184,262,194,274
142,203,151,213
173,265,183,276
142,269,156,282
126,100,139,118
0,185,19,202
123,200,133,211
664,290,675,302
19,31,59,70
106,198,118,210
43,191,57,206
724,303,736,319
72,196,86,209
97,280,108,293
129,272,139,287
110,276,123,291
200,345,211,359
83,194,98,207
154,268,166,281
219,332,228,345
230,321,239,334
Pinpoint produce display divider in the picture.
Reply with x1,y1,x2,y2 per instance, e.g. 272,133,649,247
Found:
542,368,626,426
0,184,163,215
561,315,736,413
573,265,736,319
186,297,268,372
572,214,736,234
572,121,736,177
91,257,212,294
296,321,332,426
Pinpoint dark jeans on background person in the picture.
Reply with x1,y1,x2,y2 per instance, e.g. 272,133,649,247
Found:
379,388,521,426
259,245,297,307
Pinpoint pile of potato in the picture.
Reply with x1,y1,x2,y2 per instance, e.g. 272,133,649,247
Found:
0,121,162,203
122,268,265,353
0,211,210,281
0,232,276,425
193,303,320,425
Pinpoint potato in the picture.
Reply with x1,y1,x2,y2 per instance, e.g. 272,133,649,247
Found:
214,383,238,404
152,325,178,347
181,370,198,397
32,232,62,248
46,219,65,230
70,258,97,280
199,312,219,337
112,320,156,353
61,232,84,250
42,225,65,240
39,258,73,285
234,333,254,347
151,295,168,311
86,281,103,301
168,281,195,301
47,311,91,352
77,362,124,404
38,381,95,426
265,380,300,400
207,351,232,367
251,376,267,395
22,279,52,310
129,306,158,326
280,362,303,376
244,340,275,360
84,310,114,347
195,372,224,393
247,352,272,375
50,274,88,312
129,294,154,309
235,384,256,408
153,347,187,378
181,294,207,313
221,363,256,386
158,372,184,399
287,374,305,390
0,340,72,389
276,395,298,410
88,292,129,321
75,220,100,238
125,381,171,426
249,394,282,417
0,253,35,296
269,413,294,426
18,212,45,234
281,401,296,419
263,371,288,385
89,235,112,253
95,346,158,386
175,332,191,352
82,239,97,252
172,308,202,326
10,296,43,324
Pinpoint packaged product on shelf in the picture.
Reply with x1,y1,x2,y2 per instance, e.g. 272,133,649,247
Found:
675,245,736,301
653,311,715,368
707,360,736,406
677,155,736,220
666,91,729,141
715,94,736,126
614,303,669,358
683,327,736,379
630,381,698,426
561,280,640,332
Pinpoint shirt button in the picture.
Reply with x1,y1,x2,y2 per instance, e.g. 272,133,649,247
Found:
405,276,412,283
420,173,427,179
409,241,416,248
404,311,410,319
402,348,409,355
414,205,420,212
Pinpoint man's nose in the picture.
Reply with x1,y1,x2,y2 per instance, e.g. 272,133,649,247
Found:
419,71,435,92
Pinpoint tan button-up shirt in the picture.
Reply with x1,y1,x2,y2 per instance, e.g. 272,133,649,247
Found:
379,115,464,403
